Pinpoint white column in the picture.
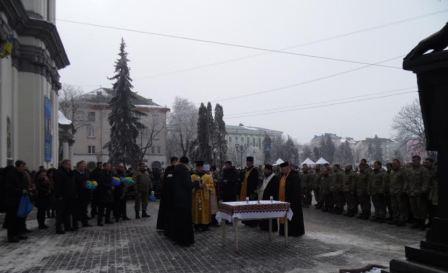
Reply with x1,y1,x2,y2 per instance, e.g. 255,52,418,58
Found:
62,141,69,161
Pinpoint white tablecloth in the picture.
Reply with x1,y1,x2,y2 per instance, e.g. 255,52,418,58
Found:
215,200,293,223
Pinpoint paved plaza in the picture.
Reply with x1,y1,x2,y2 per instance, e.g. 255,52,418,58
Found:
0,203,424,273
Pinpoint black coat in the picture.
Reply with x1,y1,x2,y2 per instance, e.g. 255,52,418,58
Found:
259,174,280,231
157,165,175,230
280,170,305,237
35,177,51,209
54,167,76,200
3,167,27,208
73,170,90,202
170,163,194,246
241,167,260,200
95,170,113,205
220,166,240,201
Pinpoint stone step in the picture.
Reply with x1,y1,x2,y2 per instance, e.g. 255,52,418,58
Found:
390,259,448,273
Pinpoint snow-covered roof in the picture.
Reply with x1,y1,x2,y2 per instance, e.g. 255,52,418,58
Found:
79,88,159,106
58,111,72,125
315,157,329,165
301,158,315,166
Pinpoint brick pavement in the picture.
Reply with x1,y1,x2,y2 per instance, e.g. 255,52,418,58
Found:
0,203,424,273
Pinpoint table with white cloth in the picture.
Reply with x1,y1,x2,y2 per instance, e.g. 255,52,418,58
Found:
215,200,293,251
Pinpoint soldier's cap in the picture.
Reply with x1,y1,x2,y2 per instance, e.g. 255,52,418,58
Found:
246,156,254,162
264,164,273,170
279,161,289,168
224,161,232,165
195,161,205,167
412,155,421,160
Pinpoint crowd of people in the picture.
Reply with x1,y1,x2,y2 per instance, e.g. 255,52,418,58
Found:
156,156,305,247
0,159,152,243
0,154,436,246
300,155,438,230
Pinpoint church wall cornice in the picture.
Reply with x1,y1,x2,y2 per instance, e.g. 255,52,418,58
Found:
0,0,69,70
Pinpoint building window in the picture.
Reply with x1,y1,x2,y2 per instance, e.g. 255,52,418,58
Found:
87,112,96,122
157,146,161,154
87,126,95,138
88,145,96,154
229,136,232,143
6,117,12,159
151,147,155,154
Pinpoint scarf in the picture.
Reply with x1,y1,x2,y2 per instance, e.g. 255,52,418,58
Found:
258,173,275,200
279,171,290,224
240,168,253,200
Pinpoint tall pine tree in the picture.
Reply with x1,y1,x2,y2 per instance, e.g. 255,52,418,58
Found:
214,104,227,167
206,102,216,163
108,39,146,166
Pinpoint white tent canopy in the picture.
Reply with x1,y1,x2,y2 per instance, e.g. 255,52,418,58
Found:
315,157,329,165
58,110,72,125
273,158,284,166
301,158,315,166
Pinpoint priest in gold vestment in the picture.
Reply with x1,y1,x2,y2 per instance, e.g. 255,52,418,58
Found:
191,161,216,231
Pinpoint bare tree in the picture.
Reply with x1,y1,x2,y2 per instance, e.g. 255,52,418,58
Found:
167,97,198,157
58,84,85,134
138,113,166,162
392,99,425,152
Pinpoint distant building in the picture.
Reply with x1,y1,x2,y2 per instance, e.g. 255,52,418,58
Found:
71,88,169,168
0,0,69,169
225,124,283,167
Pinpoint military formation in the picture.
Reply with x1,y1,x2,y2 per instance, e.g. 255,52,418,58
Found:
301,155,438,230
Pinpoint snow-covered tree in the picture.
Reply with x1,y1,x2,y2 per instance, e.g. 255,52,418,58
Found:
214,104,227,167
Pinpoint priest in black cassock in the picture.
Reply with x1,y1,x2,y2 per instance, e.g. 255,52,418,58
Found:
156,156,178,234
170,156,194,246
278,161,305,237
258,164,280,231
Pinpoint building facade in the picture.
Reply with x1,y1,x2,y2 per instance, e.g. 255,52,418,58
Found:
71,88,169,168
225,124,283,167
0,0,69,169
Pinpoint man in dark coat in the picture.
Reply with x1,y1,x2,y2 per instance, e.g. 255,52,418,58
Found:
89,162,102,218
157,156,178,232
239,156,260,227
96,163,114,226
113,163,129,222
278,161,305,237
4,161,28,242
54,159,77,234
258,164,280,231
73,160,91,227
170,156,194,246
220,161,240,202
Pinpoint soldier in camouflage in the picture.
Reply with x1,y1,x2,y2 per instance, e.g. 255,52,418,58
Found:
424,157,438,228
301,164,314,208
389,159,408,226
331,164,345,214
384,162,393,221
356,159,371,220
369,161,386,222
320,165,333,212
313,165,322,209
342,165,357,217
405,155,430,230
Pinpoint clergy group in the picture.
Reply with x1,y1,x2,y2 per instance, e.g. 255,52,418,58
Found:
156,156,305,247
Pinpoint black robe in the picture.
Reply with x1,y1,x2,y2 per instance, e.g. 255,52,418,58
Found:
220,166,240,202
157,165,175,231
259,174,280,231
279,170,305,237
169,164,194,246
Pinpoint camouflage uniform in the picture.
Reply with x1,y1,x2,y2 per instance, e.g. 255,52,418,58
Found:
427,166,438,226
342,169,357,216
384,170,393,220
369,168,386,221
389,168,408,225
405,165,430,228
301,171,314,208
331,169,345,214
356,167,371,219
320,174,332,212
313,170,322,209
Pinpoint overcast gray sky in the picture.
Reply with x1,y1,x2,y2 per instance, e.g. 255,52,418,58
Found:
56,0,448,143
